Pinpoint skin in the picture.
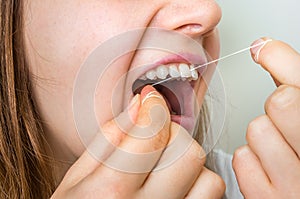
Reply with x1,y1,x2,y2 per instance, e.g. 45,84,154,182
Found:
233,38,300,198
24,0,225,198
24,0,300,197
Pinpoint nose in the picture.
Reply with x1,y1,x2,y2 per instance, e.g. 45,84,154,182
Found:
150,0,222,38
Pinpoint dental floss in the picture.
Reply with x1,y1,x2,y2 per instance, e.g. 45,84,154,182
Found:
255,39,272,62
152,39,272,86
142,91,164,105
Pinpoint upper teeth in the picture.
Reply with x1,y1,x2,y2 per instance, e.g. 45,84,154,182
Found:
139,63,199,81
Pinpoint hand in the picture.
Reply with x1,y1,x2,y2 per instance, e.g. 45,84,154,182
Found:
51,86,225,199
233,38,300,198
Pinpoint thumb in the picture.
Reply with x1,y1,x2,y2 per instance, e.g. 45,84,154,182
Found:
128,85,171,142
102,85,171,175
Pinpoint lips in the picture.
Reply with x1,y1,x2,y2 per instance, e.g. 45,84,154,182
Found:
131,53,207,83
128,53,207,133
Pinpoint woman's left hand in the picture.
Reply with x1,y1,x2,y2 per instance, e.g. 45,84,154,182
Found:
233,38,300,198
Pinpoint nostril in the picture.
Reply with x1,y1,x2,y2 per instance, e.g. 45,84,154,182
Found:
175,23,203,36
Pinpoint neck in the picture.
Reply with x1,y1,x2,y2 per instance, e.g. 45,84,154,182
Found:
44,132,77,186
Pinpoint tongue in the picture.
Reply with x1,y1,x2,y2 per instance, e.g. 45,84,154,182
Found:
155,80,195,117
157,80,198,133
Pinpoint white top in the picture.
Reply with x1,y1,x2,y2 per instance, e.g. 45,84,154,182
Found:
213,150,244,199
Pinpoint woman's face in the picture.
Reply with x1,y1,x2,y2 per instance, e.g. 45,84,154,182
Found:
24,0,221,160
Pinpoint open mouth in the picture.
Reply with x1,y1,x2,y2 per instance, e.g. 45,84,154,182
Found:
132,62,206,133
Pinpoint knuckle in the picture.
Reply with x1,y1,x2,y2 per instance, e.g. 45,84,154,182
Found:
204,170,226,195
183,141,206,168
246,115,270,143
265,85,296,112
212,173,226,194
169,122,206,165
190,141,206,163
232,145,249,169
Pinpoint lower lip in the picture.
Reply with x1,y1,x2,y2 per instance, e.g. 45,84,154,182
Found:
171,115,196,134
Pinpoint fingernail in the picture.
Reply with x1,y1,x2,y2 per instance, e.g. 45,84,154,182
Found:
128,94,140,109
140,85,164,105
251,39,265,55
142,91,163,105
250,38,272,62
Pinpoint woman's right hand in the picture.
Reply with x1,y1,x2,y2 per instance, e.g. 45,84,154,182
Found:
51,86,225,199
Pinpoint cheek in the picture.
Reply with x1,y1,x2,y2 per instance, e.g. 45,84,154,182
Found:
198,29,220,96
24,1,146,155
94,54,136,126
204,30,220,60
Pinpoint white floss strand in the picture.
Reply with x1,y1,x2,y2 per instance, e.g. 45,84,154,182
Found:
152,39,272,86
255,39,272,62
142,91,164,104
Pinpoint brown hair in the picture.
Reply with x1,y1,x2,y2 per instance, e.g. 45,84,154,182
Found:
0,0,55,198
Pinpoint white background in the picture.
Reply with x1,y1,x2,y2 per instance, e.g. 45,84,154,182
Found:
216,0,300,153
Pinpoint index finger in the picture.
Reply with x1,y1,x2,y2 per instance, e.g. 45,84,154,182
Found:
251,38,300,88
